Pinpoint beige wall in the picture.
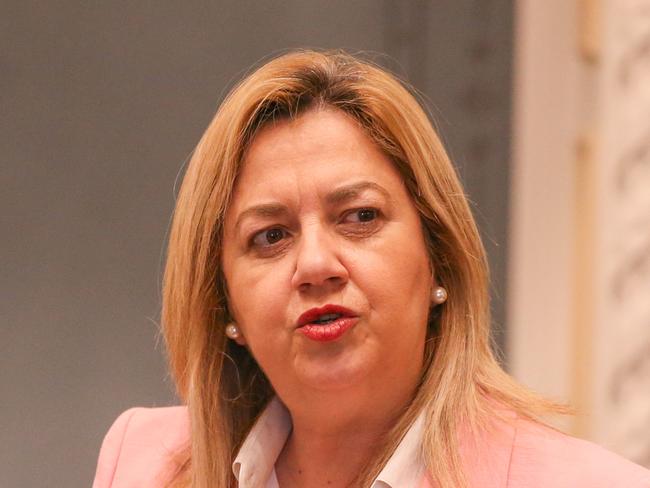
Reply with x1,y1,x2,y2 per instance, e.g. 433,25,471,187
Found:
509,0,581,424
509,0,650,466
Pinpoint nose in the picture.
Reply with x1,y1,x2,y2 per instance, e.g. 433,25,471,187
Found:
290,223,349,293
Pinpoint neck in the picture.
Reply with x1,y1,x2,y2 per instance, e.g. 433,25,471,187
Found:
275,386,414,488
276,425,382,488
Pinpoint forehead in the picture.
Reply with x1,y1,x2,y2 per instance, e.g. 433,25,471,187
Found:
249,107,366,151
227,108,409,215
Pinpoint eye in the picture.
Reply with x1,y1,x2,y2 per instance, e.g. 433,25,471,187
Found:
343,208,379,223
251,227,288,248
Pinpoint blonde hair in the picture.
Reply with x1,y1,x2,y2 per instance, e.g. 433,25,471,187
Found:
162,50,564,488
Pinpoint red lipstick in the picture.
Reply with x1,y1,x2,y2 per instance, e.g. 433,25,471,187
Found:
296,304,358,342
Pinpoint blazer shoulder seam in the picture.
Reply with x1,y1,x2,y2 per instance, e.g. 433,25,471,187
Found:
503,413,519,488
107,407,141,487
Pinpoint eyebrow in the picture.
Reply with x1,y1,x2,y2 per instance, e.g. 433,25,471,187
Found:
325,181,392,206
234,181,392,234
234,203,290,235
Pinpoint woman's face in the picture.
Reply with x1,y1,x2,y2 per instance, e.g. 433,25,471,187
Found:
222,108,433,404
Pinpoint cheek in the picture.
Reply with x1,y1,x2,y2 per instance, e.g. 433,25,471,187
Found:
355,228,430,297
349,229,431,333
225,258,293,343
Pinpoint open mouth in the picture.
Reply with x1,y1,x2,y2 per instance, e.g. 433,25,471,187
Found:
311,313,342,325
296,305,358,342
297,305,356,328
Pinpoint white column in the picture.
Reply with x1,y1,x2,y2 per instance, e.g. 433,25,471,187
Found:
508,0,581,430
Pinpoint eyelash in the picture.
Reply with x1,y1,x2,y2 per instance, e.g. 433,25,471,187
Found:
342,207,379,224
248,207,381,250
250,227,289,249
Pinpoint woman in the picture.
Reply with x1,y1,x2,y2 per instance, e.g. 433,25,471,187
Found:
93,51,650,488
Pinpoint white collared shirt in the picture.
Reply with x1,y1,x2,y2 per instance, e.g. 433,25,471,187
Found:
232,397,426,488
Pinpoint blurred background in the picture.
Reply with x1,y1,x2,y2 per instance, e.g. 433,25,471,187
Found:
1,1,648,486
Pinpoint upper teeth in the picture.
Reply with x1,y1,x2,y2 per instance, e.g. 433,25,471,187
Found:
316,313,341,323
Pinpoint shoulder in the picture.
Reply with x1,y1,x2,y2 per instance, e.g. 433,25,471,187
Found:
92,406,189,488
508,417,650,487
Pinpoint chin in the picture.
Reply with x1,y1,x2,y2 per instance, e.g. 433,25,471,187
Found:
294,349,373,392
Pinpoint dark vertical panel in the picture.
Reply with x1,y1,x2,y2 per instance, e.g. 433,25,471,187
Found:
381,0,513,359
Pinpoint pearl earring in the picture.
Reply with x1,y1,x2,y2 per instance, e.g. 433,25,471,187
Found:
432,286,448,304
225,323,241,340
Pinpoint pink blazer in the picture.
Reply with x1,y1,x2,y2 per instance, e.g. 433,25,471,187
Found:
92,406,650,487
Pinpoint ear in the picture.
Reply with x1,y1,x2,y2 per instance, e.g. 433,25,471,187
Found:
233,334,247,347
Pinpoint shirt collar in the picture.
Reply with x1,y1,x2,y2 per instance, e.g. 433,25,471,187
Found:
232,397,291,488
372,412,426,488
232,397,425,488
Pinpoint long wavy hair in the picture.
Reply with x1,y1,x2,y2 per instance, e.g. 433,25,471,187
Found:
162,50,563,488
